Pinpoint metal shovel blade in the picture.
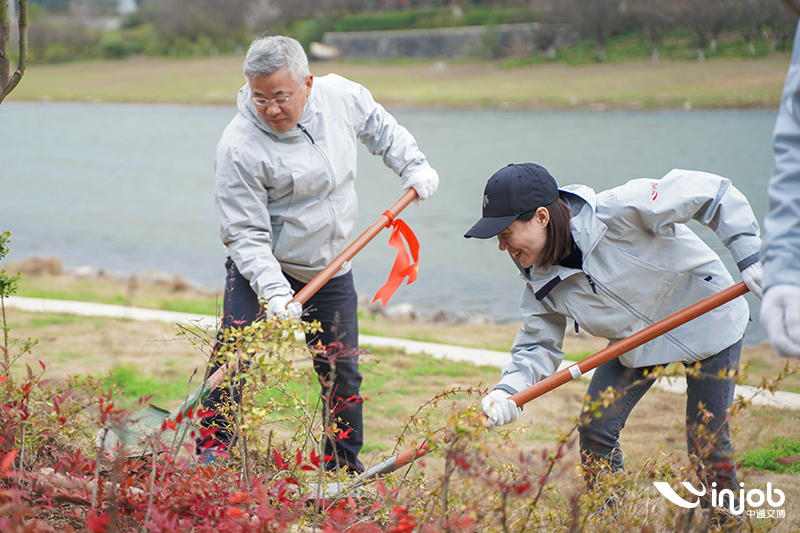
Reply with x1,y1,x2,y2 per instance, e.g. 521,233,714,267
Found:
97,378,213,459
97,405,195,459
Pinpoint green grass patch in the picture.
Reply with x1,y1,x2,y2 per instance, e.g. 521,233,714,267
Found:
501,29,793,67
739,356,800,395
16,284,128,306
360,346,495,386
13,313,109,330
747,408,790,423
407,356,491,378
104,364,193,410
358,313,520,353
10,51,790,110
406,330,514,353
159,298,220,316
26,315,84,328
564,350,592,363
13,274,220,317
360,442,391,454
742,437,800,474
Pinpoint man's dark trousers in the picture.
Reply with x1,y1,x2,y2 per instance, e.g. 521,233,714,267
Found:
199,258,364,472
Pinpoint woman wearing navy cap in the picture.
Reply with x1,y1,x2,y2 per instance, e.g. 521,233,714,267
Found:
465,163,763,510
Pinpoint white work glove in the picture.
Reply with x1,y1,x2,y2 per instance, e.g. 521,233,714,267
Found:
741,262,764,300
760,285,800,358
266,294,302,319
481,389,521,428
403,168,439,205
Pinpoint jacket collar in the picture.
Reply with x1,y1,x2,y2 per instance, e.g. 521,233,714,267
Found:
237,83,319,140
513,185,607,300
561,184,606,257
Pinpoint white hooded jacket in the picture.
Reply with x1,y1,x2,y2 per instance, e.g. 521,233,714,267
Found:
215,74,433,301
496,169,761,396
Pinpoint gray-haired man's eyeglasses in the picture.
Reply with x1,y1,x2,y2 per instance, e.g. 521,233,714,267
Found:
251,83,304,107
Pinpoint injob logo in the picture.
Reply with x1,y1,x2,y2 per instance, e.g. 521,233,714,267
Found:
653,481,786,517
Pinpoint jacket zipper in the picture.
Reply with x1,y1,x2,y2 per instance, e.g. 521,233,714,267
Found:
589,271,700,357
585,271,651,325
299,123,338,260
584,273,597,294
298,123,315,144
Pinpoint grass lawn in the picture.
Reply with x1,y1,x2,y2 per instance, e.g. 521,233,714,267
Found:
8,269,800,394
13,271,221,316
7,54,791,110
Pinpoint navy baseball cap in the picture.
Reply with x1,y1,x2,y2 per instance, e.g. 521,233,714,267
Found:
464,163,559,239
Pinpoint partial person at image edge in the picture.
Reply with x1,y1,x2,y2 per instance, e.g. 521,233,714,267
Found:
760,18,800,359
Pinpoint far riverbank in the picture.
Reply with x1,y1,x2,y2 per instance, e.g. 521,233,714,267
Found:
7,54,792,110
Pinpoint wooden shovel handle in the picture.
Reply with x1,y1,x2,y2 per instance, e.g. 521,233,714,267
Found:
353,281,750,485
509,280,749,407
292,188,417,305
201,188,419,402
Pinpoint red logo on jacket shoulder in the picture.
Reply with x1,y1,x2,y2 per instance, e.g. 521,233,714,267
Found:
651,182,658,201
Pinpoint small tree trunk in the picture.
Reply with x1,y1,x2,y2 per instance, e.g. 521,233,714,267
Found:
0,0,28,105
450,0,462,19
1,0,10,91
698,47,706,61
598,43,607,61
748,40,756,56
649,34,661,63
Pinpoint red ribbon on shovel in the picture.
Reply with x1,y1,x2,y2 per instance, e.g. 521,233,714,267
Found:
372,209,420,306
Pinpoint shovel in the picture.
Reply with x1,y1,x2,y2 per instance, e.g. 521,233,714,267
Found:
97,189,419,459
320,281,750,497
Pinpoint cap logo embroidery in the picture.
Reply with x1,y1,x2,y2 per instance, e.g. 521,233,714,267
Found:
483,194,489,208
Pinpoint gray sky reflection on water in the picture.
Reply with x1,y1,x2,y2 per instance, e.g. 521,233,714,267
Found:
0,102,776,341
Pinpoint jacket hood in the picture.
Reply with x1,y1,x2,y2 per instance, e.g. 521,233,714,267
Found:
514,184,607,293
561,184,606,256
236,83,317,141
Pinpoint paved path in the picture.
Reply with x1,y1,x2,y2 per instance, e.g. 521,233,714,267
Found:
6,295,800,410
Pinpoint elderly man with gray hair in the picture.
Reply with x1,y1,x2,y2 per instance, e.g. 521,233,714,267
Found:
199,35,439,470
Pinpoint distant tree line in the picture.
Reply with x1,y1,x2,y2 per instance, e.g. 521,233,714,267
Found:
550,0,798,61
15,0,800,63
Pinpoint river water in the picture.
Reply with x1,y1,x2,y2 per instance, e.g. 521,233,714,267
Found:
0,101,777,342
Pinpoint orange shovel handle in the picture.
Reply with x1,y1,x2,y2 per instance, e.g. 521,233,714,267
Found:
292,188,417,305
204,188,419,394
353,281,750,485
509,281,749,407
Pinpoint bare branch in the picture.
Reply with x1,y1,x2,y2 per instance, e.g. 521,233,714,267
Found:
783,0,800,15
552,0,624,61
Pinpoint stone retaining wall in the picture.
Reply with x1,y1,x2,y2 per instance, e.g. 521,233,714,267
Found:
321,23,582,59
